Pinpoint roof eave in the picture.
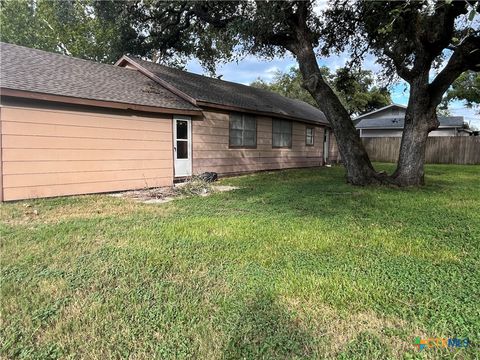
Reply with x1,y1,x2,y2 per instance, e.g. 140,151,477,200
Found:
0,88,203,116
196,100,330,126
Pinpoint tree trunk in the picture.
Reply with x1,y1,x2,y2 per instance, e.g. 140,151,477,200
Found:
292,40,390,185
392,82,438,186
392,112,430,186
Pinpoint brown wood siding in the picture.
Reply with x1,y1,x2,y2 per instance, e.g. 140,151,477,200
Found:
328,133,341,162
192,111,325,175
0,105,173,201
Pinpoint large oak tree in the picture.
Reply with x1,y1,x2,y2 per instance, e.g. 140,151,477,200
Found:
338,1,480,184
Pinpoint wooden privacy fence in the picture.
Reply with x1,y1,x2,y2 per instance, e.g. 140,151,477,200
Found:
362,137,480,164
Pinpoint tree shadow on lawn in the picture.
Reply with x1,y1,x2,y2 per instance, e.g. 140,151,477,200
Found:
221,290,315,360
213,166,479,235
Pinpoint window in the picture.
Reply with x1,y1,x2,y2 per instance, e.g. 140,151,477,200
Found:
175,120,189,159
306,127,314,146
229,113,256,148
272,119,292,148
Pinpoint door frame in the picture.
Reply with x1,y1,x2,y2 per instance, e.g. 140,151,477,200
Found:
323,128,329,164
173,115,192,177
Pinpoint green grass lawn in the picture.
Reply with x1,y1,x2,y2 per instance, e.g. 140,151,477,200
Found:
1,164,479,359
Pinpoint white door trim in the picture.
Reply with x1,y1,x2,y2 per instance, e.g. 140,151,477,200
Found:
323,129,329,163
173,115,192,177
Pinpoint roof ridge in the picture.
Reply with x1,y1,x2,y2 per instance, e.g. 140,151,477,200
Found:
117,56,198,106
134,58,258,88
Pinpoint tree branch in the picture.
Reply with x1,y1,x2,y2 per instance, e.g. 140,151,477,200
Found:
429,34,480,105
190,3,239,29
383,47,414,81
421,1,469,56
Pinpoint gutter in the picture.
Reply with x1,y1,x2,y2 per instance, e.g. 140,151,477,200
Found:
0,88,203,116
196,101,330,127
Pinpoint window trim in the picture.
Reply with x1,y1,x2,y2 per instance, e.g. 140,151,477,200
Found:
272,119,293,149
306,126,315,146
228,113,257,149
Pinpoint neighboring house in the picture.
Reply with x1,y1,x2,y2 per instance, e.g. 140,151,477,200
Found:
0,42,338,201
354,104,468,138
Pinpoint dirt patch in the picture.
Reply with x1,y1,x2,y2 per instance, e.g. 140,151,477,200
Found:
111,181,239,204
1,181,239,226
282,297,428,358
0,196,175,226
212,185,238,192
110,187,178,204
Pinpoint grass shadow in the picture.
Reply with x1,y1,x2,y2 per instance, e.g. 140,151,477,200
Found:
222,290,314,360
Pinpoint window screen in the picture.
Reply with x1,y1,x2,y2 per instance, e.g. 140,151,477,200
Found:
272,119,292,148
229,113,256,147
306,127,314,146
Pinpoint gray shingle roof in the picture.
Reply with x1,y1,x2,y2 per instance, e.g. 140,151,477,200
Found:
128,58,328,125
0,42,199,111
353,104,406,121
356,116,464,129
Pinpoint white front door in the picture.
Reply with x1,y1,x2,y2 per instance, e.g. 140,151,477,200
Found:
173,116,192,177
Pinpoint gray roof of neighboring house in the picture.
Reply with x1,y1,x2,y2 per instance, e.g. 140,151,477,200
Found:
356,116,465,129
124,57,329,125
0,42,199,111
353,104,406,121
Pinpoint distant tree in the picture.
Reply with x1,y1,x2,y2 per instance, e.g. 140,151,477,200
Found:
250,67,330,108
436,106,452,117
445,71,480,113
331,68,391,117
251,67,391,117
0,0,138,63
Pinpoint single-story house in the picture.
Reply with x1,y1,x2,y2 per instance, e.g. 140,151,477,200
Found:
0,42,338,201
354,104,468,138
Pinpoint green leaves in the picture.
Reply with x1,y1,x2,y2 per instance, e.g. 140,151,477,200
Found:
445,71,480,115
377,22,393,35
251,66,391,117
468,8,476,22
0,0,129,64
